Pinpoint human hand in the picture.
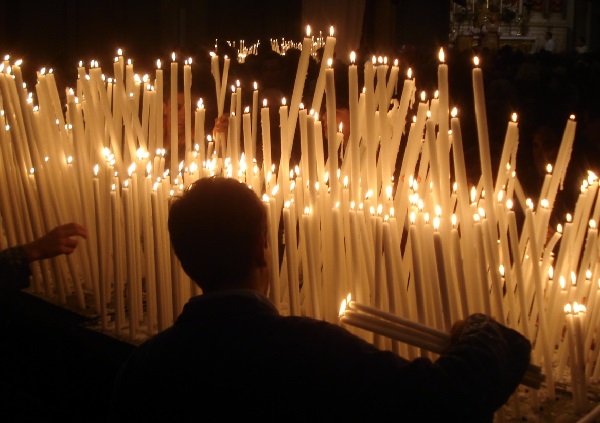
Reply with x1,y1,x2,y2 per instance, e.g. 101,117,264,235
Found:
212,113,229,139
23,223,87,262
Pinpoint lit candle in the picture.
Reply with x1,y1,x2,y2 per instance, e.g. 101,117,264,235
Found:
195,99,206,166
261,99,272,175
252,82,258,153
184,58,192,160
472,56,497,233
325,58,339,201
348,52,360,203
310,25,336,114
170,52,178,173
286,27,313,147
243,106,253,165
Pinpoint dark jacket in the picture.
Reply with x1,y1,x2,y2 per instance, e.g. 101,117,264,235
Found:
0,246,30,291
110,290,530,422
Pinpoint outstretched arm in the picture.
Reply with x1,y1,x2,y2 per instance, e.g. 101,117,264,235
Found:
1,223,87,291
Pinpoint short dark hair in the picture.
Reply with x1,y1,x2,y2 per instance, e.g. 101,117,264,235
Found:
168,177,266,291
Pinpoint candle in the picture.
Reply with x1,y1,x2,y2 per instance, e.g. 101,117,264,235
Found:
302,207,321,319
325,59,339,201
286,30,312,147
472,56,497,234
261,99,272,175
111,184,125,337
433,217,452,331
170,52,178,173
310,26,336,115
525,206,555,395
437,49,451,216
184,58,192,160
409,214,426,328
252,82,258,153
348,52,360,203
243,106,253,165
283,202,300,316
195,99,206,166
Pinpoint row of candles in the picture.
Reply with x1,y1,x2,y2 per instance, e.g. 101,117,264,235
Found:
0,28,598,416
221,26,333,63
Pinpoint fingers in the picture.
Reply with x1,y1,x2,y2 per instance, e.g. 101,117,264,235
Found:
56,222,88,239
60,237,79,255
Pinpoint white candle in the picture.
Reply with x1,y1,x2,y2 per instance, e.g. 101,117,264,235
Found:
310,26,336,115
348,52,360,203
184,58,192,159
325,60,339,201
170,53,178,173
252,82,258,154
260,99,272,175
472,57,497,233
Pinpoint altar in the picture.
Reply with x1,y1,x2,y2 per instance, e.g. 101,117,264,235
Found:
455,33,537,53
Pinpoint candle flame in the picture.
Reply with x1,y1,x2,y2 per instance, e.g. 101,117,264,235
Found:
244,106,250,113
263,98,267,107
564,303,571,313
566,213,573,223
590,219,597,229
470,186,477,203
327,58,333,68
438,48,445,63
156,59,161,69
420,91,426,102
473,56,480,67
253,81,258,90
350,51,356,64
433,216,440,231
329,26,334,37
339,299,347,316
560,276,566,290
394,59,398,66
306,25,311,37
171,52,176,61
451,214,457,227
511,112,518,122
451,107,458,118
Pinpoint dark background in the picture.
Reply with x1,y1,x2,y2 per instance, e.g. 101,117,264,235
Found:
0,0,450,84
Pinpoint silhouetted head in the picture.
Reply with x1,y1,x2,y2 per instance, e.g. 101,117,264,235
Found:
168,177,268,293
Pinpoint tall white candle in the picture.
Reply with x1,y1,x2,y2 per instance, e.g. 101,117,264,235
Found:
170,53,178,173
